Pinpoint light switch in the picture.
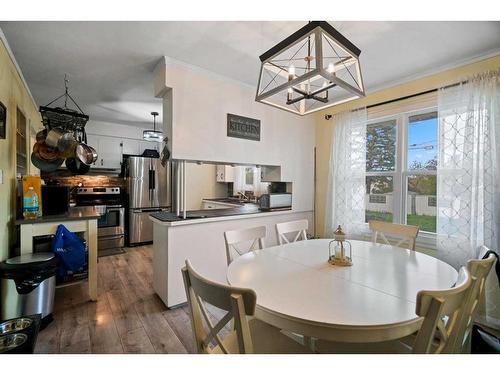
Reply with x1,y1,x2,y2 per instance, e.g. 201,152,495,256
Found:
0,169,3,184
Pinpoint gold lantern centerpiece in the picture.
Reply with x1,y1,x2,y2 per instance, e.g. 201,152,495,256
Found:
328,225,353,266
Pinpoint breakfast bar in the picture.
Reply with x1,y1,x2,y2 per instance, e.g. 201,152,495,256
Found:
15,207,100,301
150,208,313,307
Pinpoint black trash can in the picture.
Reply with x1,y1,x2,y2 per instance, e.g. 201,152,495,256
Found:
0,253,57,322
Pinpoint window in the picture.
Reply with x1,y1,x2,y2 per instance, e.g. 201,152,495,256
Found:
428,197,436,207
369,195,386,204
365,110,437,233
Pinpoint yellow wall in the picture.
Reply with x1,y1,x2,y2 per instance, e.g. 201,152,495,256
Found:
314,54,500,237
0,36,42,261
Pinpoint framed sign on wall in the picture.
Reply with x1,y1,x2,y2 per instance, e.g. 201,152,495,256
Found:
227,113,261,141
0,101,6,139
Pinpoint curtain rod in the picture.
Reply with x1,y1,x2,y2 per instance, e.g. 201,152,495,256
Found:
324,80,465,120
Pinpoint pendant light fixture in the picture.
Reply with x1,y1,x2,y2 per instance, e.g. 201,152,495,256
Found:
255,21,365,116
143,111,163,142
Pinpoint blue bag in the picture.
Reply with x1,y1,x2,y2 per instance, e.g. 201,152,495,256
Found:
51,224,87,277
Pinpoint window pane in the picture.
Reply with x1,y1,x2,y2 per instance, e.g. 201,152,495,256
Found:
407,112,437,170
366,120,396,172
365,176,393,223
406,175,436,233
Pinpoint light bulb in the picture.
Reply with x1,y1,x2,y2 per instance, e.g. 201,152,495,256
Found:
288,65,295,77
287,87,293,93
327,62,334,73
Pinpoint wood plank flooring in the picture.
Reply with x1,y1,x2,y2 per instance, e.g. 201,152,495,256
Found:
35,246,194,354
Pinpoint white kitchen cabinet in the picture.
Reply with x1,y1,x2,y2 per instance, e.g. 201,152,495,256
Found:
216,165,234,183
97,137,123,169
122,138,140,155
86,134,123,170
260,165,281,182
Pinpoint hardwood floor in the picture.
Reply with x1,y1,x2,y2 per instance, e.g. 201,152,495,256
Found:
35,246,194,354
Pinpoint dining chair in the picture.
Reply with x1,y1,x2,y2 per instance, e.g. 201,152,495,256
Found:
369,220,420,251
276,219,308,245
316,267,473,354
455,249,497,353
224,226,266,265
181,260,312,354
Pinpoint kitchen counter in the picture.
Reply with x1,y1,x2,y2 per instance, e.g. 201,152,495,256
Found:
150,207,313,307
150,203,293,226
15,206,99,301
15,206,101,225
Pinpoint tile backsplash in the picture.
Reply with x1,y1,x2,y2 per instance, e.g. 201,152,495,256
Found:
42,174,126,188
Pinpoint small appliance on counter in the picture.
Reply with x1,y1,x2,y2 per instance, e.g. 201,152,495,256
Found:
75,187,125,256
41,185,70,216
259,193,292,211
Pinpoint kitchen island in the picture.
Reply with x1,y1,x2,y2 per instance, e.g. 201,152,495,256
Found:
150,206,313,308
15,207,100,301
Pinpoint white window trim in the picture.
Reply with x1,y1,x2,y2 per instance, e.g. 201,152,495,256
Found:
366,105,438,250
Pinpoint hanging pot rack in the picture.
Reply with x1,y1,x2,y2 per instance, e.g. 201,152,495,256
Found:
39,74,89,132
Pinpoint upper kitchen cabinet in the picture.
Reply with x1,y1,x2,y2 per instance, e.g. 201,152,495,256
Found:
260,166,281,182
216,165,234,183
86,134,123,170
122,138,140,155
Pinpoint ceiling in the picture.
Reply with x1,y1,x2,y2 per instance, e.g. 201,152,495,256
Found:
1,21,499,127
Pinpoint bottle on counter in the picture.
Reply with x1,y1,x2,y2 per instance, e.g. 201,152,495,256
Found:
23,186,40,219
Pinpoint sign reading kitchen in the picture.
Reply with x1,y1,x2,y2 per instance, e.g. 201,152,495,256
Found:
227,113,260,141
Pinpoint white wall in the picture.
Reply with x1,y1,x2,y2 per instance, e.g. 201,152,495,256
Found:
185,163,227,210
86,120,225,207
85,120,145,139
154,58,315,212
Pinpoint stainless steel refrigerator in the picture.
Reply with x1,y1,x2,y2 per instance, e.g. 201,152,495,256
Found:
125,156,171,245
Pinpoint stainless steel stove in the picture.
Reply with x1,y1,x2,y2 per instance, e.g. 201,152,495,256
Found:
75,187,125,255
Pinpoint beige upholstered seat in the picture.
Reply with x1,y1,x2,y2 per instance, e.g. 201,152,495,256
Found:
182,260,312,354
316,267,473,354
369,220,420,250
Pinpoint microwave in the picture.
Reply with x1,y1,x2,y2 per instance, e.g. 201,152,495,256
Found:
259,193,292,211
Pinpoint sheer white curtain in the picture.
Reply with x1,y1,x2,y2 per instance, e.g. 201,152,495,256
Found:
437,70,500,327
324,108,368,238
233,166,269,196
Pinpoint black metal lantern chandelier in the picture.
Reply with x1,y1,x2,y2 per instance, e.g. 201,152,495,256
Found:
255,21,365,116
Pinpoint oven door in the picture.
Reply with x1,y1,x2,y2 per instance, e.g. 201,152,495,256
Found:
97,206,125,237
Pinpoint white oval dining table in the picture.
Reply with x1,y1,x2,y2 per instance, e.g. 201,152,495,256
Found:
227,239,458,343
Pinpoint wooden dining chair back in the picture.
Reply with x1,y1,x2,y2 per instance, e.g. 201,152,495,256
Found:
369,220,420,250
224,226,266,265
276,219,308,245
182,260,257,354
412,267,473,353
455,250,497,353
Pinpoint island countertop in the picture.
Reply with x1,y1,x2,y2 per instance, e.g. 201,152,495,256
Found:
15,206,101,225
149,204,296,227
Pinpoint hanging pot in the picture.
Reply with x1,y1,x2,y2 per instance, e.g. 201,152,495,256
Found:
35,129,48,143
65,157,90,174
45,128,64,148
31,153,63,172
75,143,95,165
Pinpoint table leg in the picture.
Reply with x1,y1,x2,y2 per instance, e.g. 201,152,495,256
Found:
87,219,98,301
